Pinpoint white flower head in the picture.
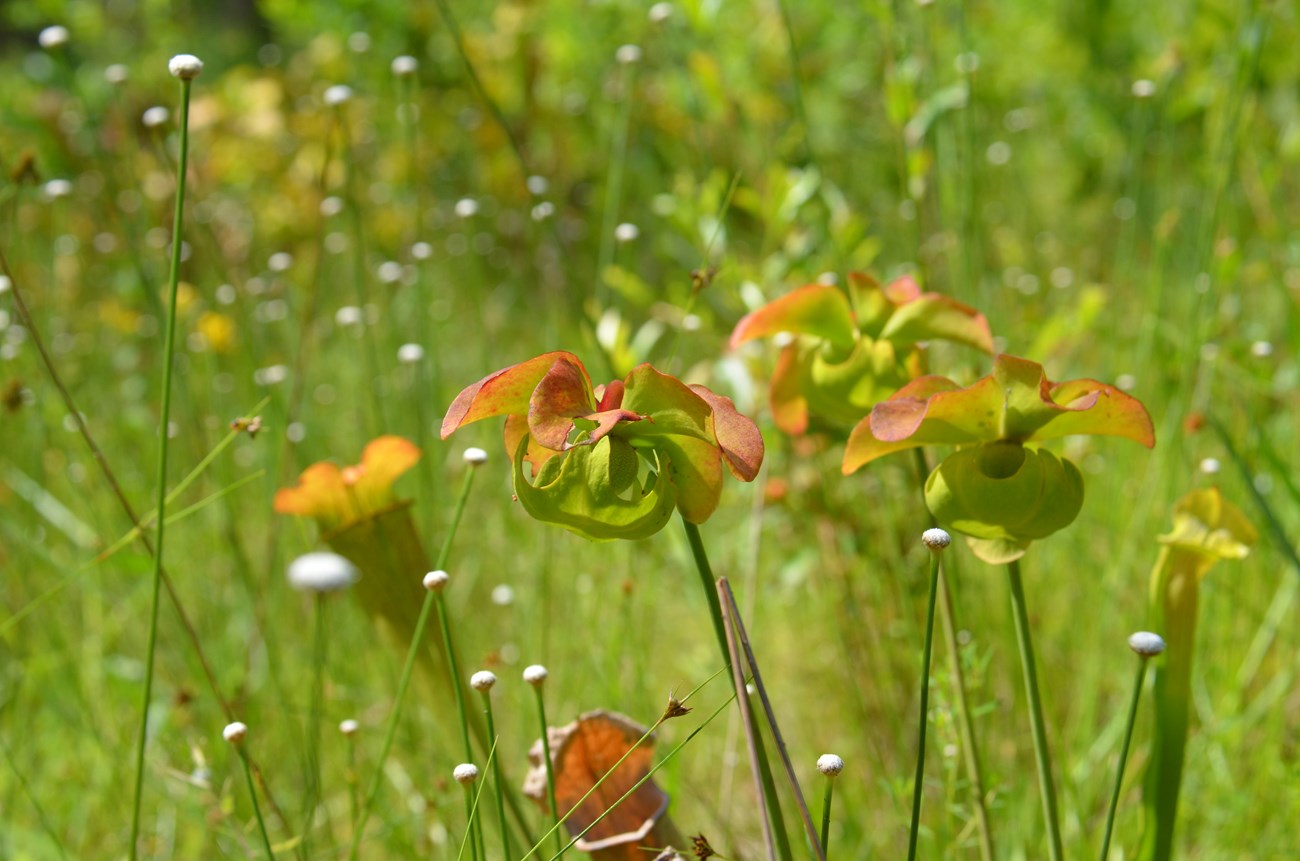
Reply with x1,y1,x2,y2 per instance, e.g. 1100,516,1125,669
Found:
453,763,479,784
454,198,479,218
391,55,419,77
104,64,129,85
463,447,488,467
397,343,424,364
43,179,73,200
223,721,248,743
614,223,640,243
816,753,844,777
423,569,450,592
287,552,359,592
1128,631,1166,657
168,54,204,80
615,44,642,65
922,527,951,551
470,670,497,692
38,26,69,50
648,3,674,23
324,84,353,107
339,718,360,736
522,664,548,686
1131,79,1157,99
142,106,170,128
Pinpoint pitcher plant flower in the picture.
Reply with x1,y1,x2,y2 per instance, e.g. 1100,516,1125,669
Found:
1140,487,1256,861
440,351,763,541
730,273,994,435
274,436,431,641
843,354,1155,562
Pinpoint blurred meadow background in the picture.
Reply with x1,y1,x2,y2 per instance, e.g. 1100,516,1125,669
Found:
1,0,1297,858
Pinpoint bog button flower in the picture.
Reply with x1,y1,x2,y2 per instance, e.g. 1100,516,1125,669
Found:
453,763,479,784
168,54,204,80
816,753,845,777
523,664,548,686
223,721,248,744
1128,631,1166,657
287,552,359,592
470,670,497,691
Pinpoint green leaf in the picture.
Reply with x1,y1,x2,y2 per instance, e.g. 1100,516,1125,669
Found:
729,284,857,350
878,293,994,353
655,435,725,524
619,364,714,443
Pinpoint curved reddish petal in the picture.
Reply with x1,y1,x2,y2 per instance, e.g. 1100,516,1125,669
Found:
729,284,857,350
440,351,590,439
1038,379,1155,447
528,357,598,450
769,344,809,435
274,461,351,529
690,384,764,482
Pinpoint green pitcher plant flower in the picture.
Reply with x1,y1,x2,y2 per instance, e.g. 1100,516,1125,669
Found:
440,351,764,540
730,273,994,435
1140,487,1256,861
843,354,1155,563
274,435,431,641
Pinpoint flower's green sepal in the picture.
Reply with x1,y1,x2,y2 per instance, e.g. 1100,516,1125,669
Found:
512,434,677,541
924,442,1084,561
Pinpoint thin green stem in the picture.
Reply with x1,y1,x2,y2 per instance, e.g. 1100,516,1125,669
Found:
1099,659,1149,861
911,448,995,861
300,593,328,859
462,783,481,861
819,779,834,860
532,684,565,858
1,735,69,861
1007,559,1065,861
238,748,277,861
437,593,475,763
681,517,793,861
345,465,479,860
906,550,942,861
128,74,193,861
481,693,511,858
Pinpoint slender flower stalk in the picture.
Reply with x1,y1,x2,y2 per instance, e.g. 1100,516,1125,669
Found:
345,459,479,860
225,722,276,861
682,518,792,861
1099,633,1165,860
129,54,201,861
1007,559,1065,861
339,719,361,833
816,754,843,858
524,665,564,858
907,529,948,861
472,671,511,857
454,763,483,861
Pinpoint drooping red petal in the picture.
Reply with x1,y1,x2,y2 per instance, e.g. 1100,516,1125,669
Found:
441,351,591,439
729,284,857,350
528,357,599,451
690,384,764,482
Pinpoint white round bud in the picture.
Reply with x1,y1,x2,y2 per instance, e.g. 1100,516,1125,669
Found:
423,570,450,592
391,55,419,77
339,718,360,736
1131,79,1157,99
463,447,488,466
142,106,170,128
397,343,424,364
615,44,642,65
104,64,130,85
1128,631,1166,657
454,198,479,218
43,179,72,200
168,54,204,80
470,670,497,691
38,26,70,50
648,2,674,23
287,552,359,592
922,527,951,550
614,222,640,242
323,84,353,107
1199,457,1221,475
522,664,548,686
223,721,248,743
453,763,479,784
817,754,844,776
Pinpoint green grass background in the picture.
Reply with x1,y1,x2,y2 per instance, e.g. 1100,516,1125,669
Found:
0,0,1296,857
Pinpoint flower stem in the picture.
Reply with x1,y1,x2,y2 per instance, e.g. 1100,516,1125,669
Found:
482,694,512,857
681,517,793,861
128,73,194,861
1007,559,1065,861
911,449,995,861
299,593,328,859
531,684,565,858
906,550,942,861
819,778,834,859
238,747,278,861
345,465,478,860
1099,657,1150,860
